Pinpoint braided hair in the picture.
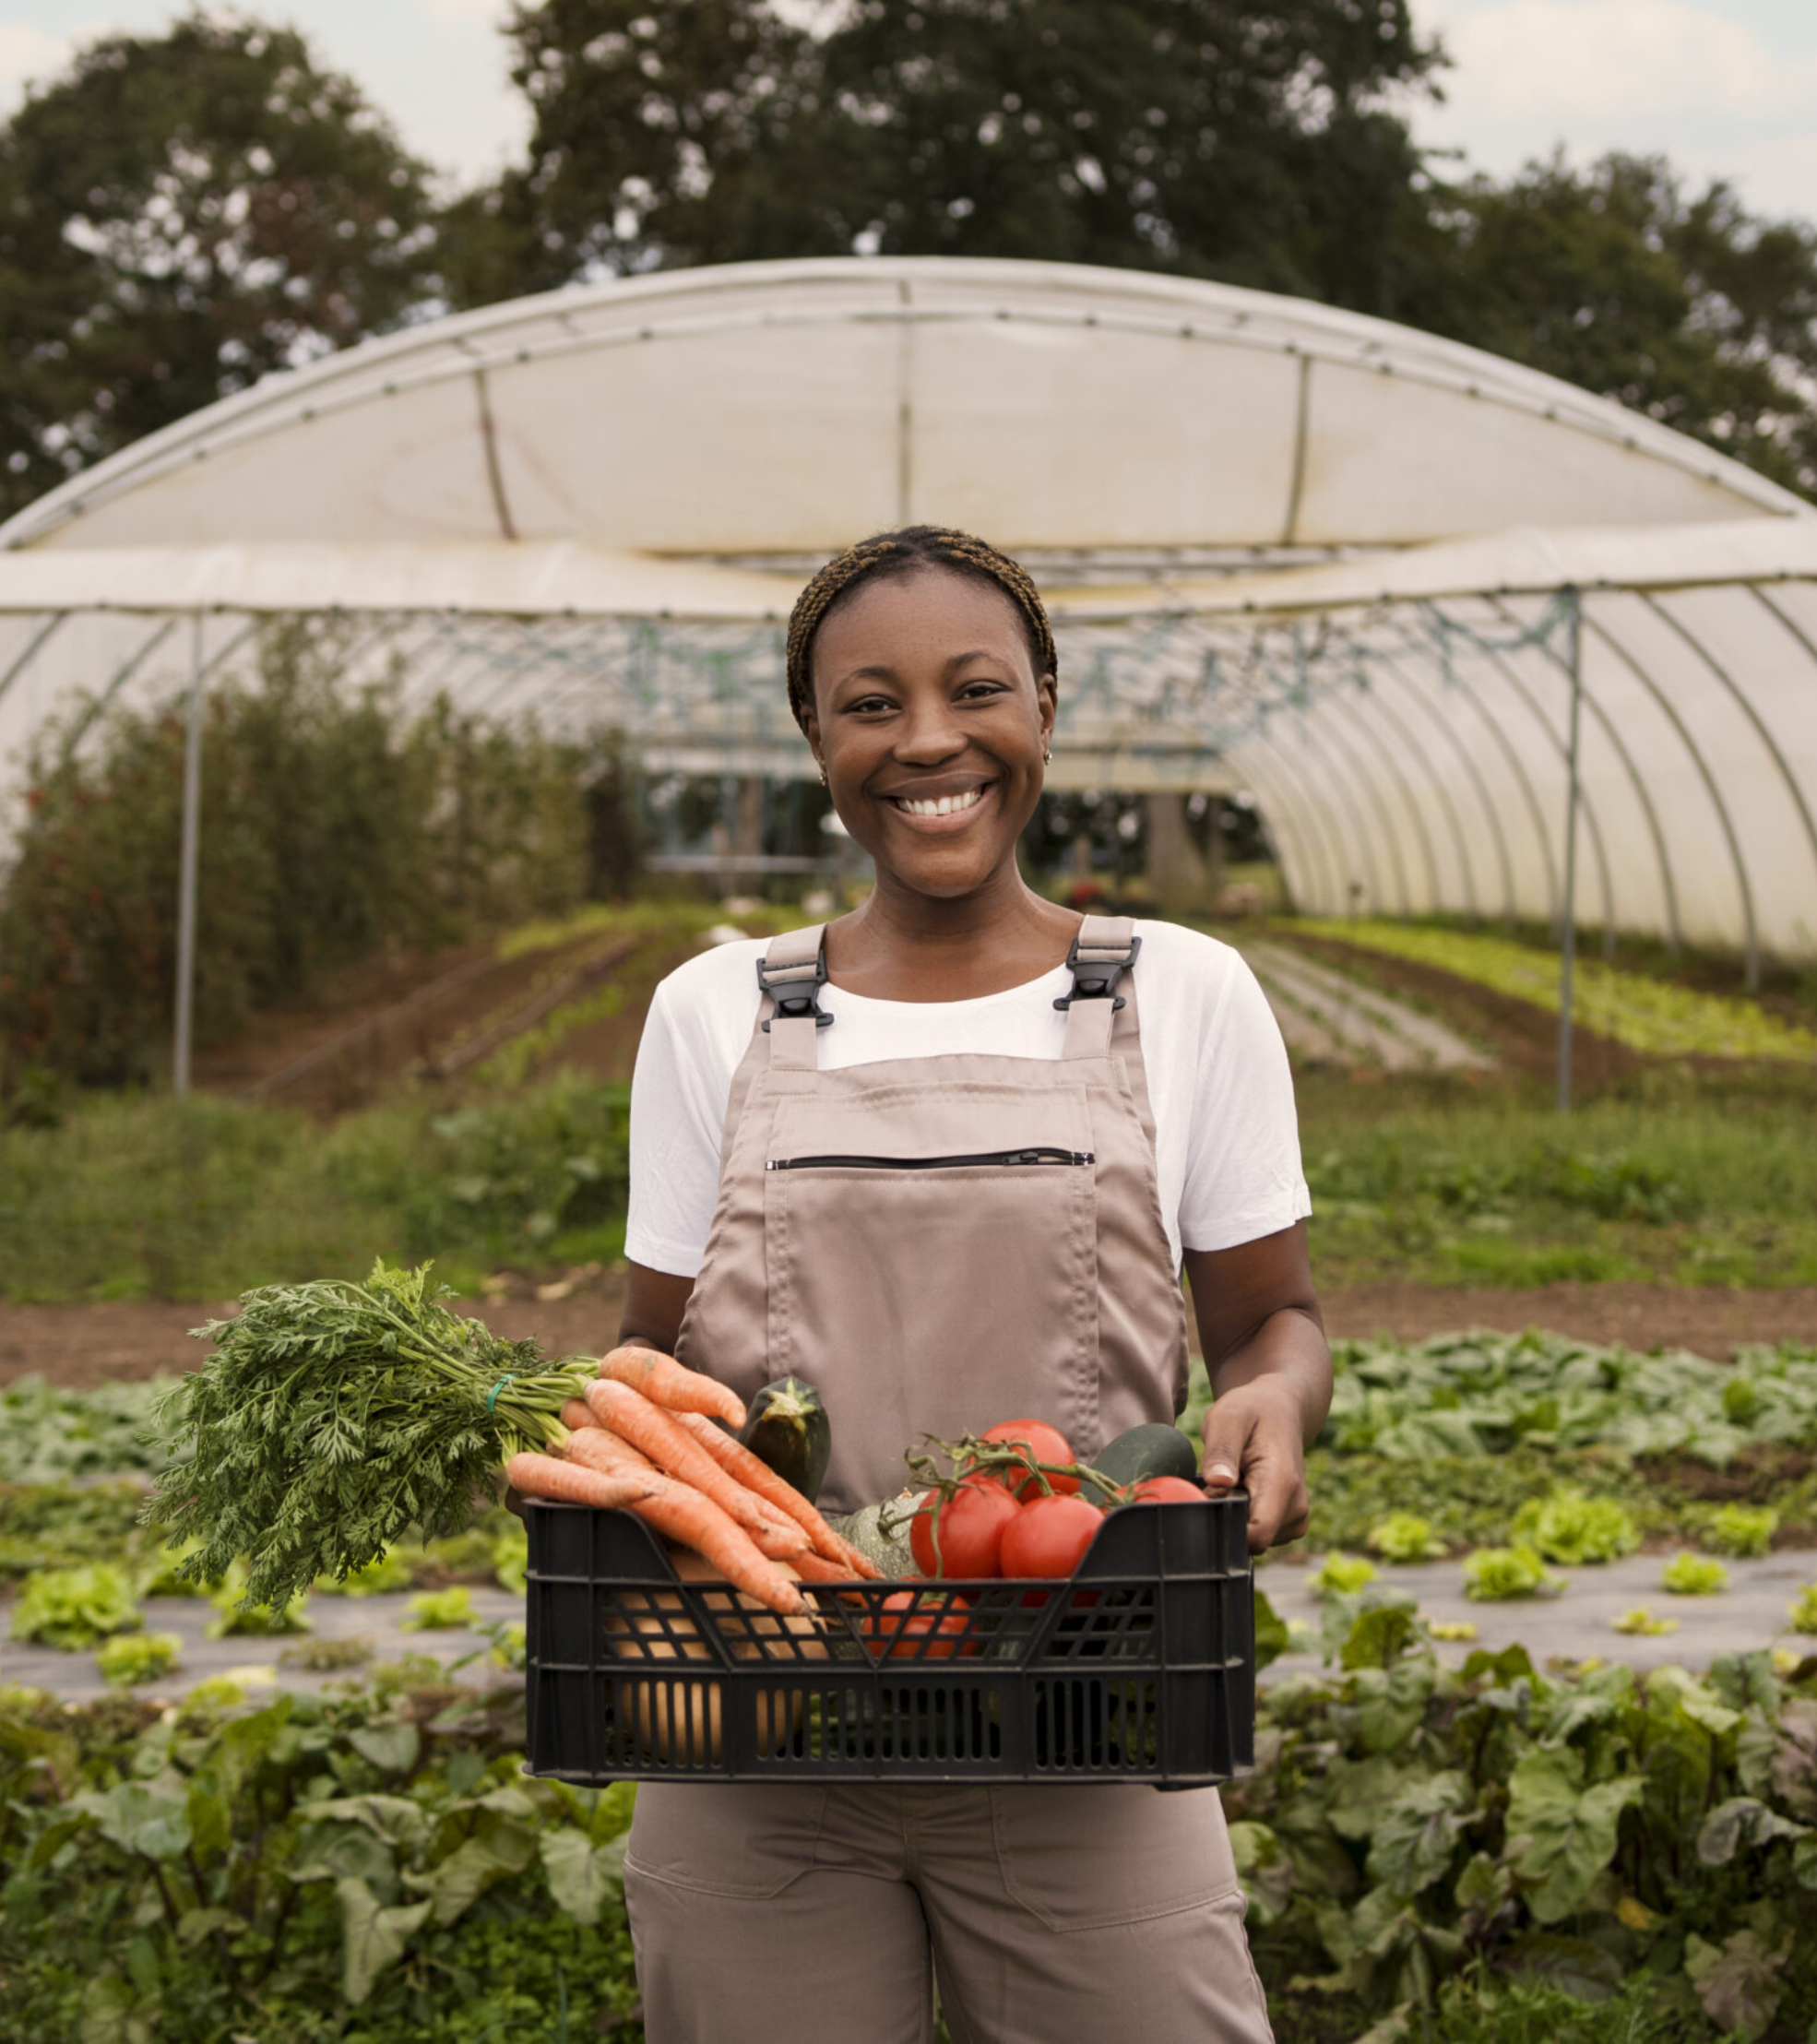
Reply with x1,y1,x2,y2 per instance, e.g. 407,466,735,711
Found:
784,526,1056,731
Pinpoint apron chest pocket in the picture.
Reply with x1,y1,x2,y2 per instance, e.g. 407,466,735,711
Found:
760,1086,1102,1515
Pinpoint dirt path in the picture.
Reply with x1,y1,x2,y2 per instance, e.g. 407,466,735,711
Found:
6,1277,1812,1388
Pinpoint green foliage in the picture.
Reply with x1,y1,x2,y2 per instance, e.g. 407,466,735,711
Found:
1407,152,1817,501
0,1677,642,2039
0,17,439,522
280,1635,375,1673
0,626,596,1087
1788,1586,1817,1637
0,1375,169,1480
1660,1553,1729,1597
0,1480,153,1584
1297,921,1817,1062
1368,1513,1446,1563
1511,1489,1640,1566
1321,1331,1817,1468
1314,1551,1381,1597
455,0,1439,317
1612,1607,1679,1637
207,1563,312,1639
1230,1630,1817,2038
1461,1546,1561,1602
1705,1505,1778,1559
95,1630,182,1688
314,1548,416,1598
0,1073,632,1303
146,1259,593,1609
402,1588,479,1632
10,1563,140,1649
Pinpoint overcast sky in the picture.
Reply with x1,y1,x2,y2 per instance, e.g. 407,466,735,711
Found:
3,0,1814,221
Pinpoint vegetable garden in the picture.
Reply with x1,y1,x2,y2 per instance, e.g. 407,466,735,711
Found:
6,1326,1817,2042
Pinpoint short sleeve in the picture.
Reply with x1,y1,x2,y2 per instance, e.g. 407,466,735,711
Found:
1174,953,1312,1255
623,980,734,1278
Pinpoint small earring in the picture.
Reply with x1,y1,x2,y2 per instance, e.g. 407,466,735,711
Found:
817,760,828,786
1042,745,1051,764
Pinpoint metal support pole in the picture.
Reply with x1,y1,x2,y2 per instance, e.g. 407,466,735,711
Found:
1557,588,1583,1114
172,612,205,1096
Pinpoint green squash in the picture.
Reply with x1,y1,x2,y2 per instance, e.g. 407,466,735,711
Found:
738,1376,832,1505
1080,1421,1200,1503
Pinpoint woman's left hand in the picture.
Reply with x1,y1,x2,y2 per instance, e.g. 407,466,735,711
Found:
1199,1375,1312,1552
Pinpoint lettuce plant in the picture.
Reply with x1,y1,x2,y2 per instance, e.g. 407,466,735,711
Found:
1462,1544,1562,1601
1660,1552,1728,1596
9,1563,141,1649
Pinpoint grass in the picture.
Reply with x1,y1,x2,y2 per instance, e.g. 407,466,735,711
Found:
1295,1067,1817,1286
0,1075,630,1302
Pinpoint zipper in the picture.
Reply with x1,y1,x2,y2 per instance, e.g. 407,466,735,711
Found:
766,1147,1095,1172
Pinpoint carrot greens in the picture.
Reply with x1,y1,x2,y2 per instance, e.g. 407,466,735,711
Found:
144,1258,592,1609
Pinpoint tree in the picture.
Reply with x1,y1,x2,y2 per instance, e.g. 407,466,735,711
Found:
0,14,440,523
1410,153,1817,499
448,0,1443,314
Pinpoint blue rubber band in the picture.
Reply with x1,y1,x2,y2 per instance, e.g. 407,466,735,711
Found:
485,1375,516,1413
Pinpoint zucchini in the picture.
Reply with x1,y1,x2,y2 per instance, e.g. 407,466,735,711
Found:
1081,1421,1199,1503
737,1376,832,1504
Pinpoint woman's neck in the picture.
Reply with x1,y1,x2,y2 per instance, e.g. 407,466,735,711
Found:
824,862,1081,1003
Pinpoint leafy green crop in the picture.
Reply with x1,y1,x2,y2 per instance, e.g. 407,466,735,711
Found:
9,1563,141,1649
0,1375,171,1481
207,1563,312,1638
1295,919,1817,1061
1611,1607,1679,1637
1322,1330,1817,1468
1312,1552,1380,1597
401,1587,478,1631
1705,1504,1779,1558
1788,1585,1817,1636
1462,1545,1562,1601
1661,1552,1730,1596
1511,1488,1640,1564
95,1630,182,1687
146,1258,593,1609
1366,1512,1446,1563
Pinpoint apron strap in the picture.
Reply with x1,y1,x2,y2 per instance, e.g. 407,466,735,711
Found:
758,924,829,1071
1057,914,1141,1059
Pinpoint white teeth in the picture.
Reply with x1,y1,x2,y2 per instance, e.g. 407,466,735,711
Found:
897,787,986,818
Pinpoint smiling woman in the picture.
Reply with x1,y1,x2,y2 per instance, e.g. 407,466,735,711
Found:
612,525,1331,2044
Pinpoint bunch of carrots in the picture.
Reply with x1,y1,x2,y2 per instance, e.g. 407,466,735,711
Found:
507,1348,881,1618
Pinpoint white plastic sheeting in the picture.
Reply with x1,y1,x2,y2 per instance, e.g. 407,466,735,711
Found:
0,256,1812,963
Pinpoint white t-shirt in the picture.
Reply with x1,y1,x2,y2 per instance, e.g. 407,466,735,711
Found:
626,919,1312,1279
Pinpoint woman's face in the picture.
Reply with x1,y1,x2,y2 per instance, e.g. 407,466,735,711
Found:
803,565,1056,901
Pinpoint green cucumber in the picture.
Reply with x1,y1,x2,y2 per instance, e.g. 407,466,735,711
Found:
737,1376,832,1505
1081,1421,1199,1503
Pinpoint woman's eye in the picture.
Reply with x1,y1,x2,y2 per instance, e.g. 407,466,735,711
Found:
958,680,1007,701
847,695,895,715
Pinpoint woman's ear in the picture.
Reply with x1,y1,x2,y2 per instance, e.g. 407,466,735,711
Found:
1037,674,1058,747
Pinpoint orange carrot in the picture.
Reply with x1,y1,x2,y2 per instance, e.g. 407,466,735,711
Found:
622,1480,807,1617
786,1548,866,1585
560,1397,600,1432
505,1451,657,1511
672,1409,884,1579
597,1345,746,1429
564,1430,809,1563
585,1380,805,1546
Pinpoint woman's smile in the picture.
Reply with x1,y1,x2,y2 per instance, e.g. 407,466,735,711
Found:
882,777,1000,830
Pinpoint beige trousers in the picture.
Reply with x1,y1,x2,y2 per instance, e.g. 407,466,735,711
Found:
623,1780,1276,2044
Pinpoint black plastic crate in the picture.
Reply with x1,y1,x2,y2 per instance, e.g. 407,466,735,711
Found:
523,1492,1255,1788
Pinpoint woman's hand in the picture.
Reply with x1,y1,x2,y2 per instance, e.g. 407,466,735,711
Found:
1200,1373,1312,1551
1182,1220,1333,1556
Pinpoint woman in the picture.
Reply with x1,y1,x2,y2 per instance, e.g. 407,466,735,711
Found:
616,527,1331,2044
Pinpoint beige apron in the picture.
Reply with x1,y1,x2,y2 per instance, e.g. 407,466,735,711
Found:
673,915,1192,1515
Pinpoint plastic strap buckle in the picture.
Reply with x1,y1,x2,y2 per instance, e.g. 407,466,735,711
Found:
1052,931,1141,1012
757,950,833,1031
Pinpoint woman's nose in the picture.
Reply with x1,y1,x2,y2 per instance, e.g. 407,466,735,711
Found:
893,700,967,763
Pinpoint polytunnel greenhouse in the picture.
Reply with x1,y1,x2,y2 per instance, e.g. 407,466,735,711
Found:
2,253,1814,1001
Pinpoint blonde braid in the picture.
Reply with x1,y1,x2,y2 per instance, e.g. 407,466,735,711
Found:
785,526,1057,730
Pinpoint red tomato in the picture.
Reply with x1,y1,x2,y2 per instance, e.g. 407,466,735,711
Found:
909,1477,1021,1578
1000,1493,1105,1578
865,1589,973,1660
1132,1476,1207,1504
975,1419,1081,1498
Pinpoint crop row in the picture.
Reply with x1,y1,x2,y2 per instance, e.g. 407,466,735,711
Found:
1293,920,1817,1062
